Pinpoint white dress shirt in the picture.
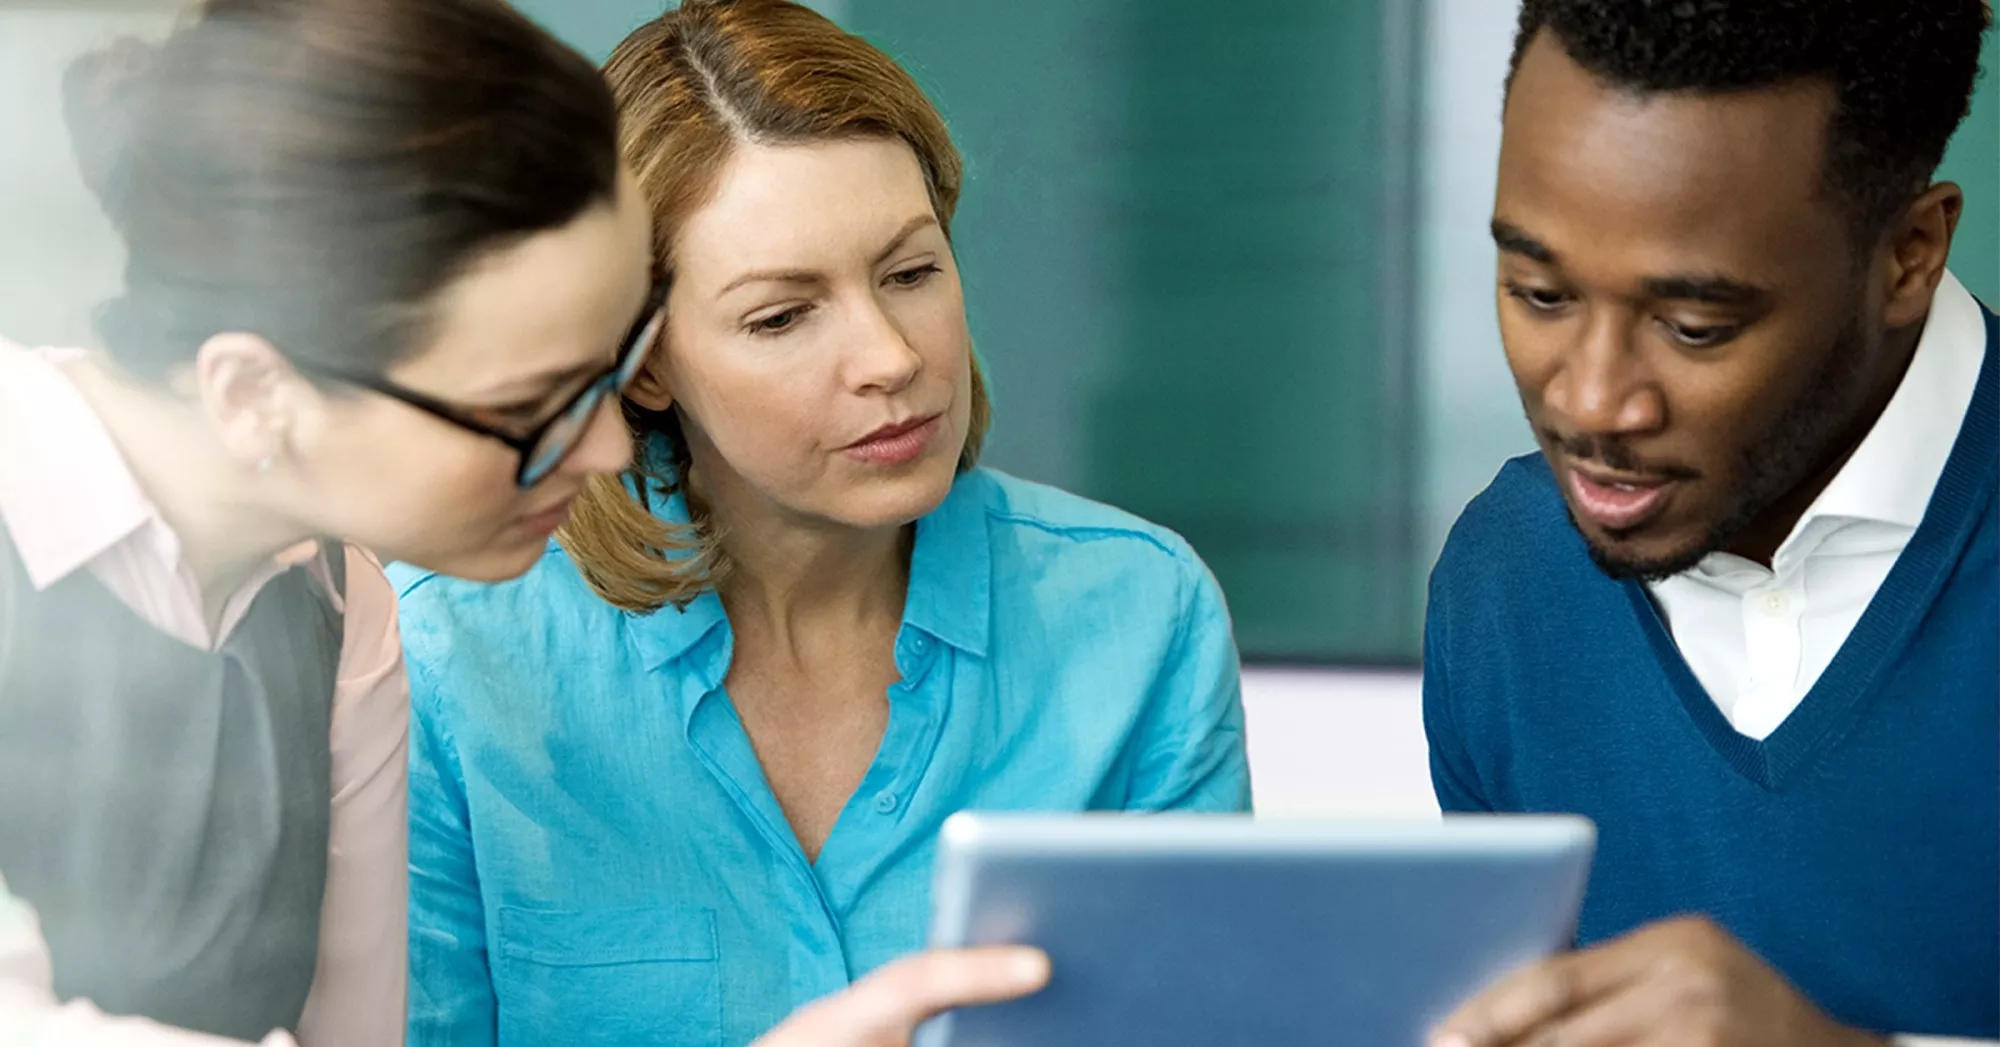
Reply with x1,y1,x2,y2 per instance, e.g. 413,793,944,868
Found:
1649,271,1993,1047
0,341,410,1047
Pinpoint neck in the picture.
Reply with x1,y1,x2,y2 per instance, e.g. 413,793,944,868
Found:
1726,318,1925,566
65,356,312,619
694,474,911,652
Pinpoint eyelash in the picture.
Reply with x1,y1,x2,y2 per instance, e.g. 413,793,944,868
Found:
744,263,944,337
887,263,941,288
1503,282,1742,349
1504,281,1572,315
749,305,812,336
1661,322,1739,349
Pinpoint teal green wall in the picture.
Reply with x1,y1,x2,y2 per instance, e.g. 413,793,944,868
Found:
844,1,1423,661
509,0,655,63
1938,27,1999,305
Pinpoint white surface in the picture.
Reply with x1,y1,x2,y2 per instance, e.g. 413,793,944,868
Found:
0,5,179,350
1416,0,1535,558
1241,667,1436,818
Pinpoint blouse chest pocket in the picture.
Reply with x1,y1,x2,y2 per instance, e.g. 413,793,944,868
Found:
494,904,720,1047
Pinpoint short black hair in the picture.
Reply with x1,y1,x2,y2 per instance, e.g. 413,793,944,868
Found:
1508,0,1992,244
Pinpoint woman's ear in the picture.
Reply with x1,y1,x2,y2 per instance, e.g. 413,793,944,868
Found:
626,342,675,412
190,331,306,468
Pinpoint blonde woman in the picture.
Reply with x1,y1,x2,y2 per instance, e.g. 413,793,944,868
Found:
394,1,1252,1044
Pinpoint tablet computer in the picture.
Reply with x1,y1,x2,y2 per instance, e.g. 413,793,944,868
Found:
919,813,1595,1047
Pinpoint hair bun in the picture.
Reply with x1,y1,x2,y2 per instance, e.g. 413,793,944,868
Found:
61,36,157,220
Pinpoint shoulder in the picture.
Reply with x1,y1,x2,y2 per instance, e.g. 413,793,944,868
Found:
390,540,593,621
328,545,410,794
387,541,618,691
1431,452,1568,597
1447,452,1563,544
335,543,398,647
326,543,399,687
1426,452,1636,691
961,469,1223,626
966,468,1203,566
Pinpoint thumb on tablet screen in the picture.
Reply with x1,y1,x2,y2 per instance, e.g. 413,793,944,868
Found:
753,947,1051,1047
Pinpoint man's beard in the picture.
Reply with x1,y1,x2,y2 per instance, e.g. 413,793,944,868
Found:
1571,310,1876,583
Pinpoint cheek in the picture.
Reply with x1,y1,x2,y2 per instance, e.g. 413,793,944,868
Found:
900,294,974,415
909,288,971,363
946,345,976,448
1658,355,1793,453
1497,315,1563,414
681,359,834,480
301,404,525,558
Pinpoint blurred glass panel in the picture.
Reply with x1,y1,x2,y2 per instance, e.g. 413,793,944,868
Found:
846,0,1426,663
0,3,180,349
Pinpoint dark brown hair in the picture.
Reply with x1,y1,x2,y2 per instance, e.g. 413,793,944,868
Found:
558,0,990,613
62,0,620,382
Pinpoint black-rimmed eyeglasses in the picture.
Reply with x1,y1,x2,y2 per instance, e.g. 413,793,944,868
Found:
294,283,668,488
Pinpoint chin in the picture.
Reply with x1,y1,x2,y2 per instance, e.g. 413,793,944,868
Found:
1572,518,1716,583
411,535,553,583
838,465,957,529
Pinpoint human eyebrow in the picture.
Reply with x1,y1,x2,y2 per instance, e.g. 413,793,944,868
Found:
1641,275,1771,308
1491,218,1557,264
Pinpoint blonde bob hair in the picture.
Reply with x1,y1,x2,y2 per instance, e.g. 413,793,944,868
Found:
558,0,991,614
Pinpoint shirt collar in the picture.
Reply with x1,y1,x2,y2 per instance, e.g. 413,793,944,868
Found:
1794,269,1987,536
620,460,732,692
903,469,993,658
0,341,336,612
627,454,995,693
0,342,164,590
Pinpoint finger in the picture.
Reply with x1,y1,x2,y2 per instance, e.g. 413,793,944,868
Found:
1521,974,1681,1047
849,947,1052,1019
1431,939,1654,1047
759,947,1050,1047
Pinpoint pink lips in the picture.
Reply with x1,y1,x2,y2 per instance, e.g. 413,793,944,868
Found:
1568,466,1673,532
842,415,941,466
517,496,577,537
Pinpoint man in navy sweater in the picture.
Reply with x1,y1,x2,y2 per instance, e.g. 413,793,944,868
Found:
1424,3,1997,1047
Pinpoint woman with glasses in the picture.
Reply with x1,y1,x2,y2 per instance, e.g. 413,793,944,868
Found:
393,3,1252,1044
0,1,1043,1045
0,1,647,1043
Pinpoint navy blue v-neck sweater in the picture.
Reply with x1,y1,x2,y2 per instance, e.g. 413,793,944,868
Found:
1423,306,1999,1039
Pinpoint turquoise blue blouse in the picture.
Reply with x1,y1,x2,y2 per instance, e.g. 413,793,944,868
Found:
393,467,1251,1047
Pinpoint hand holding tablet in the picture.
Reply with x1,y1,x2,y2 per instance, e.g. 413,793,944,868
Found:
920,813,1595,1047
1429,915,1886,1047
756,947,1052,1047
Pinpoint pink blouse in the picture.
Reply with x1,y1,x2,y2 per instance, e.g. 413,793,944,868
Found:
0,339,407,1047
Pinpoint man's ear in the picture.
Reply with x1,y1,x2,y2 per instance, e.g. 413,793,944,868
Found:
190,332,306,468
1879,181,1963,330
